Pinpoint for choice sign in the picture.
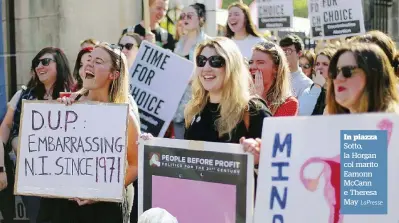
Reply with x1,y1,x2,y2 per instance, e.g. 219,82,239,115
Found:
321,0,365,38
14,101,129,202
257,0,293,30
129,41,194,137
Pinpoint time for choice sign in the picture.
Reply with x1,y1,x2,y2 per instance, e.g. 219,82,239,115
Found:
129,41,194,137
14,101,129,202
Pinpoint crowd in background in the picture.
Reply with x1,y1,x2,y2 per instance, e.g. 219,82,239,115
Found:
1,0,399,222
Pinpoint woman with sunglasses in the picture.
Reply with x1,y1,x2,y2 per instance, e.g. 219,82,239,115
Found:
249,41,298,117
242,43,399,160
225,2,265,60
8,47,73,223
299,50,315,78
173,3,210,140
326,42,399,114
38,43,139,223
185,36,271,148
298,46,337,116
118,32,142,71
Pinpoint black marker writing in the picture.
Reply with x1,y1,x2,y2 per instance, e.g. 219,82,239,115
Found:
131,86,164,115
141,45,170,70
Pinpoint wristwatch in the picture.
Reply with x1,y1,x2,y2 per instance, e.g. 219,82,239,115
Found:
0,166,4,173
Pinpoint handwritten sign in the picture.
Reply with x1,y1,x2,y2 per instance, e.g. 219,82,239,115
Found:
14,101,129,202
257,0,294,30
254,114,399,222
129,41,194,137
138,138,254,223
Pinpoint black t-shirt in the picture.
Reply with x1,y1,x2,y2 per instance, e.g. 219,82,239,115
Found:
184,98,272,143
122,24,176,51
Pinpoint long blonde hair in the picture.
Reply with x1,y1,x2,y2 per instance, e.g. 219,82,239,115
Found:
326,43,399,114
184,37,252,138
94,43,130,104
252,41,292,114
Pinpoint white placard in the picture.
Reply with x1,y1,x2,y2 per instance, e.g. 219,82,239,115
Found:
320,0,365,39
138,138,254,223
257,0,294,30
129,41,194,137
14,101,129,202
308,0,323,39
254,113,399,222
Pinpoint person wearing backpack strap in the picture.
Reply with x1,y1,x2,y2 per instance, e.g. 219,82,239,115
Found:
122,0,175,51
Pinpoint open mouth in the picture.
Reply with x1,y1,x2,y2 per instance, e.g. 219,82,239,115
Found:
38,71,46,76
203,75,216,80
85,71,94,79
230,22,238,26
184,22,189,25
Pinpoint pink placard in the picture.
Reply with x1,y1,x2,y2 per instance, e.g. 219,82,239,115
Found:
152,176,237,223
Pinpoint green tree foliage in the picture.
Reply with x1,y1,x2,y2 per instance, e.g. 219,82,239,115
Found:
222,0,309,18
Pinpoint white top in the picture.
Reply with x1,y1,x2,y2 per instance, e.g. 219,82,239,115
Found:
298,85,322,116
233,35,265,61
290,67,313,98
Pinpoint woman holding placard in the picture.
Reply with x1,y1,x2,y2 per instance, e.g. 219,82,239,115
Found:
249,40,298,116
225,2,265,61
40,43,139,223
7,47,73,223
184,37,271,144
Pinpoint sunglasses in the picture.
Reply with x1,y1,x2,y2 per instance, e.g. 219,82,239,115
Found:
300,63,311,69
179,13,195,20
329,65,359,79
33,58,54,68
196,55,225,68
119,43,135,50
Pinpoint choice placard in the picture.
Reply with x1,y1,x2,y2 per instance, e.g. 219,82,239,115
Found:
129,41,194,137
257,0,294,30
320,0,365,38
14,101,129,202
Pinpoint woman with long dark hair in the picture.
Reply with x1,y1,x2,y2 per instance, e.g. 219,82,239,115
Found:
8,47,73,223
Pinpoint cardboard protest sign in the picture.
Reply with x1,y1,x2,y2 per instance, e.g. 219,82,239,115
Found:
308,0,323,39
254,114,399,223
320,0,365,38
14,101,129,202
257,0,294,30
138,138,254,223
129,41,194,137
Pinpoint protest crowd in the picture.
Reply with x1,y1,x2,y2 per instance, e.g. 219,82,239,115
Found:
0,0,398,222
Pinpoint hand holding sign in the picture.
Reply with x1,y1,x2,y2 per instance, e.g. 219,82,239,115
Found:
240,137,261,165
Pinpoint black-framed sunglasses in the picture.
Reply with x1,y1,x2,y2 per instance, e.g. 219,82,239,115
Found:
329,65,359,79
196,55,225,68
300,63,311,69
119,43,135,51
33,58,54,68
